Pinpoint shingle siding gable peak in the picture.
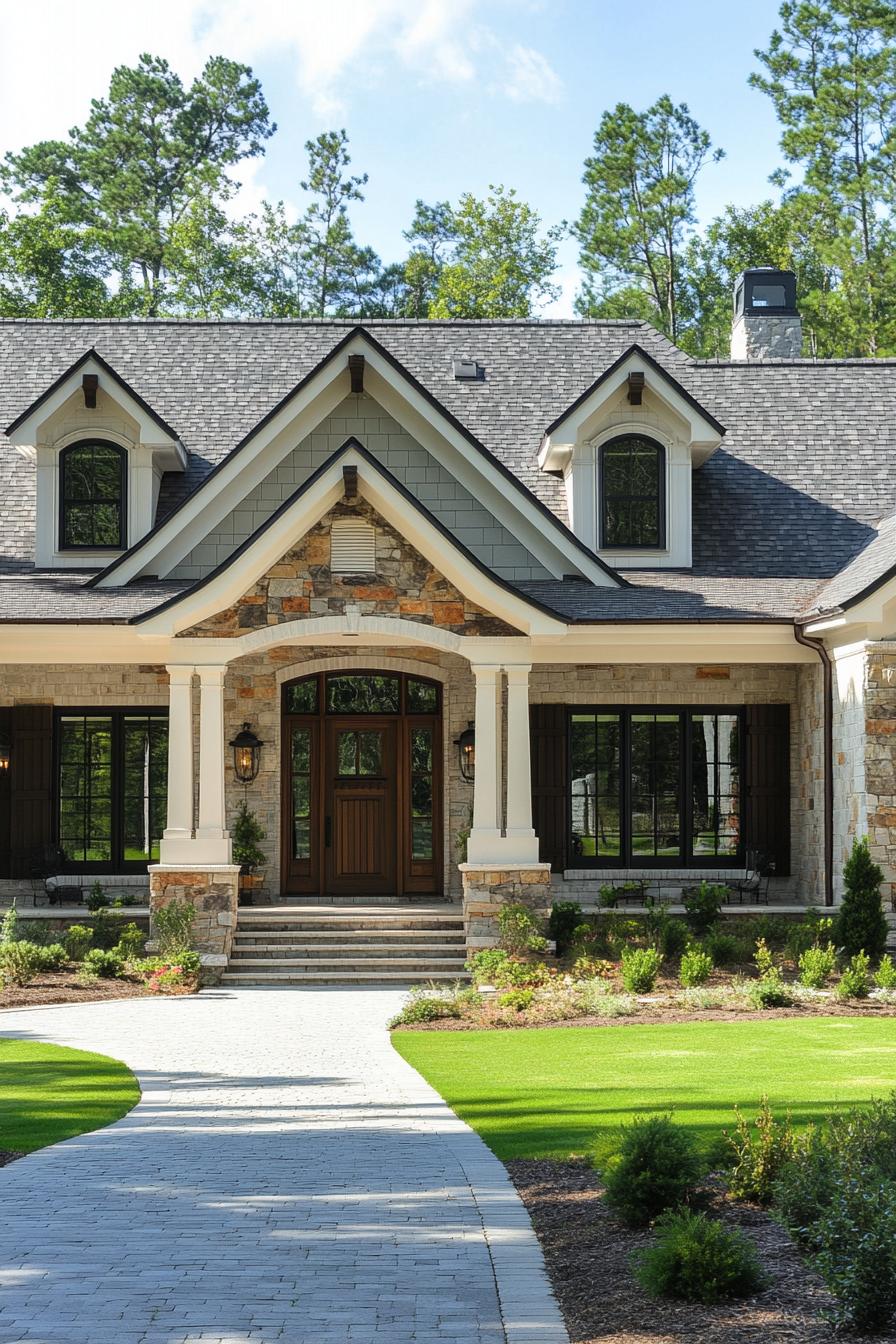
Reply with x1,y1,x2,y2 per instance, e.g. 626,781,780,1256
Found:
85,323,626,591
542,342,726,440
132,437,572,628
5,346,180,442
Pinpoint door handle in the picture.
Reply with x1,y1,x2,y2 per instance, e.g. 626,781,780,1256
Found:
325,816,332,848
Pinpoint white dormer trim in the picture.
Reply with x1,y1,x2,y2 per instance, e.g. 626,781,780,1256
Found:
7,352,186,569
538,347,723,571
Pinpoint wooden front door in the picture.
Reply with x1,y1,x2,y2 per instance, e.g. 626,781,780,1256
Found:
324,718,397,895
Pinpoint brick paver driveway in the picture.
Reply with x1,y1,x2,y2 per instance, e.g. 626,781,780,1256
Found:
0,989,566,1344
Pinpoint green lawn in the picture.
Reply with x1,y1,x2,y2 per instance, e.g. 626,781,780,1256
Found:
0,1041,139,1153
394,1018,896,1164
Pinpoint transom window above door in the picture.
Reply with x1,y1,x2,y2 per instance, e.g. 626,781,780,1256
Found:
282,671,441,716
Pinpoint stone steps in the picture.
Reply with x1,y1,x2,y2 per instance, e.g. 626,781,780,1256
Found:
225,901,469,985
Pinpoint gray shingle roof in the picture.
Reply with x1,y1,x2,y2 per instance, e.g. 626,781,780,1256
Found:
800,510,896,616
1,318,894,623
0,572,191,622
516,574,824,622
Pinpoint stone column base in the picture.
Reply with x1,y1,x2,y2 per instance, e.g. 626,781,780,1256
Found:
148,864,240,971
459,862,553,952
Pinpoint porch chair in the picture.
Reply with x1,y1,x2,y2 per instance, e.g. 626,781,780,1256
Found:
29,846,85,906
729,850,774,905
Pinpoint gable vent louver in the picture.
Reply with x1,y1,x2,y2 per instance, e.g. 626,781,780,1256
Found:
330,518,376,574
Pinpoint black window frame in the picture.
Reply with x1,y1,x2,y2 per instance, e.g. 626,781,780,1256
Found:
599,434,666,551
566,705,745,870
59,439,128,551
282,670,441,717
54,707,168,873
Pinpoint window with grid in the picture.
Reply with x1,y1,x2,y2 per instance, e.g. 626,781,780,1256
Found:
600,435,664,549
60,441,126,549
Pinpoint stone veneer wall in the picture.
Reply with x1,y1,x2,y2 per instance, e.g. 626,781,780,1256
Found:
148,865,240,975
857,643,896,910
460,863,553,951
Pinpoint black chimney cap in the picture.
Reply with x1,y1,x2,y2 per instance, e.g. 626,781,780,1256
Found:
734,268,798,318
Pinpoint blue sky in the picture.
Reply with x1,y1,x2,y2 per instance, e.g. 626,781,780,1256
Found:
2,0,790,313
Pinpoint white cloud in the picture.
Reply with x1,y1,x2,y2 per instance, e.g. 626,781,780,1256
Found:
502,44,563,105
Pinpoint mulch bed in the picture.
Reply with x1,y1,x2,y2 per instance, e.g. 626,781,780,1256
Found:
506,1158,885,1344
0,1150,24,1168
0,971,152,1011
398,1001,896,1031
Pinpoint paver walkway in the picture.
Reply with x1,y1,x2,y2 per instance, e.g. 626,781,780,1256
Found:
0,989,567,1344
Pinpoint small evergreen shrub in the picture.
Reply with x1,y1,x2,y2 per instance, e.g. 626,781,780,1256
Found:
602,1114,702,1226
548,901,583,955
634,1209,766,1304
835,836,889,958
683,882,726,936
498,988,535,1012
0,903,19,945
63,924,93,962
726,1097,808,1204
0,939,41,986
875,953,896,990
231,799,267,870
571,954,615,980
786,909,834,961
80,948,124,979
89,909,123,950
679,947,714,988
836,951,871,1000
798,942,837,989
153,900,197,957
748,938,793,1008
85,882,108,912
32,943,67,972
497,903,543,956
751,914,792,949
621,945,662,993
390,996,461,1027
492,959,551,989
660,917,690,959
114,923,146,961
703,930,744,967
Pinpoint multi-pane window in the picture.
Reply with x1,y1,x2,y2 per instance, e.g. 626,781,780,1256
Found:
290,727,312,860
57,710,168,868
60,441,126,549
410,727,434,860
568,708,743,868
600,435,664,548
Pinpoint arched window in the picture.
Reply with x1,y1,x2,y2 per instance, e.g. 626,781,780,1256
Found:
60,440,126,549
600,435,665,549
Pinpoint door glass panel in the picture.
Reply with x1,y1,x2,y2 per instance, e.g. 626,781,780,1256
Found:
691,713,740,857
326,674,400,714
337,731,357,776
336,729,383,776
406,678,439,713
285,677,318,714
291,726,312,859
569,713,621,859
122,716,168,862
410,726,434,859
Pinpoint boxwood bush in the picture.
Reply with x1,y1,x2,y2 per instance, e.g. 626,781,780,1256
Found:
602,1114,702,1226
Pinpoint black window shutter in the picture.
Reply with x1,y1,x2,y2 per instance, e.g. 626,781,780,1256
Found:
0,709,10,879
744,704,791,877
9,705,54,878
530,704,567,873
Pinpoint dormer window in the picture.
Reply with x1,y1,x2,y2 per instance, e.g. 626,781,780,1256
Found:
600,434,665,549
60,441,127,550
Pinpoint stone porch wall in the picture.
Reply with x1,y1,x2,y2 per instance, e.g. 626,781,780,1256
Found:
460,863,553,951
148,865,240,964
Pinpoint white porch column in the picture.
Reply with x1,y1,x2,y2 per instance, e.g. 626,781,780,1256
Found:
195,664,232,863
504,663,539,862
467,664,502,862
160,665,195,861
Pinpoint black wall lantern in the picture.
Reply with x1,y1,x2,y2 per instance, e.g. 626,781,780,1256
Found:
0,731,9,774
230,723,263,784
455,722,475,782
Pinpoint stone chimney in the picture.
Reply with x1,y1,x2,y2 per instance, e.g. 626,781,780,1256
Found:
730,268,802,360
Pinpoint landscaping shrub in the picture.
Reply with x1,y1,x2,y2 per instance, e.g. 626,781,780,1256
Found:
679,947,713,988
574,981,638,1017
145,958,201,995
633,1209,766,1304
683,882,726,936
0,939,42,986
89,909,123,950
85,882,109,912
748,938,793,1008
875,953,896,990
726,1096,808,1204
153,899,197,957
80,948,124,979
602,1114,702,1226
492,959,551,989
703,929,744,967
32,943,67,972
0,903,19,943
836,951,871,1000
571,954,615,980
785,909,834,961
498,988,535,1012
548,901,582,955
660,917,690,959
798,942,837,989
812,1179,896,1333
621,945,662,993
750,914,793,949
390,995,461,1027
466,948,510,985
497,903,543,956
835,836,889,959
63,924,93,962
114,923,146,961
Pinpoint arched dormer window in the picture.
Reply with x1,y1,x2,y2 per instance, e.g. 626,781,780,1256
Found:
600,434,665,549
59,440,127,550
